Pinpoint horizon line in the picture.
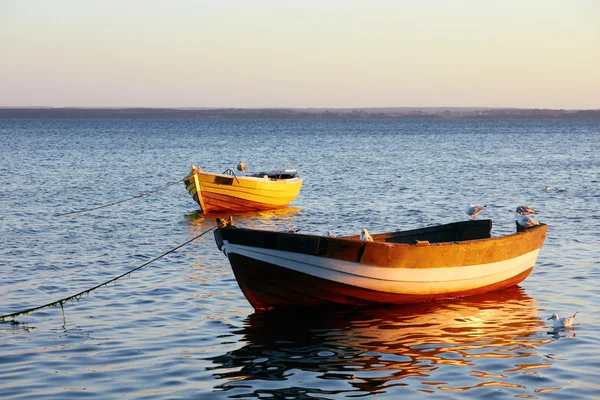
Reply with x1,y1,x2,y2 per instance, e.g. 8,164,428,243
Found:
1,106,598,111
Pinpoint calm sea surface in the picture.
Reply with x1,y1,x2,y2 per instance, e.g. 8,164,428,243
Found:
0,119,599,399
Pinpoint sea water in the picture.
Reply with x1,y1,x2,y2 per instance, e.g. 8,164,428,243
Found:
0,119,599,398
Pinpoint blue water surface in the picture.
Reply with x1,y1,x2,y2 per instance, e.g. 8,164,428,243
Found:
0,119,599,399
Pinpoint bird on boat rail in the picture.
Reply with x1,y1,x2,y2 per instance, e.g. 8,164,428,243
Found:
360,228,374,242
465,204,487,219
515,205,540,231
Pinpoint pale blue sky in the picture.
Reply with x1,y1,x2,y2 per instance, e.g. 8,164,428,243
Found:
1,0,598,108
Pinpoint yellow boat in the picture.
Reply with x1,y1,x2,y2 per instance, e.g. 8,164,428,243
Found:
184,165,303,213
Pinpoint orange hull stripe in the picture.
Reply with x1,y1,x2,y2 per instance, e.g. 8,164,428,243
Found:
203,192,289,212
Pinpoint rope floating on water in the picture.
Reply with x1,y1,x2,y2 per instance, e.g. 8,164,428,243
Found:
0,225,217,322
55,178,186,217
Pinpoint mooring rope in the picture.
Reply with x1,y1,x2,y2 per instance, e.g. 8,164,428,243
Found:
55,178,186,217
221,168,240,184
0,225,217,322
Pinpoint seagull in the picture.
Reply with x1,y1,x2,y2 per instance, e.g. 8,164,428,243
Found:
325,231,334,237
465,204,486,219
544,186,551,192
516,205,537,215
236,161,246,172
516,213,540,228
360,228,374,242
548,312,578,328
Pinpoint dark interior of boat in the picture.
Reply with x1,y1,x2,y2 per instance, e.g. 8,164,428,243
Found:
249,170,299,180
375,219,493,244
220,168,298,180
215,219,495,259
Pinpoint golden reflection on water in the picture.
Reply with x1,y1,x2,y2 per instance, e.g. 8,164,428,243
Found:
185,207,302,232
208,286,557,396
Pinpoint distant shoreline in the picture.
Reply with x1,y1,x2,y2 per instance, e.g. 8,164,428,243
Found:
1,107,599,120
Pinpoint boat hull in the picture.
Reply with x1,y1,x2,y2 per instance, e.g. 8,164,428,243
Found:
215,221,548,311
229,253,535,310
184,169,303,213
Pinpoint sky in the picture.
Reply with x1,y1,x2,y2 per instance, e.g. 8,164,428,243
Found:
0,0,598,109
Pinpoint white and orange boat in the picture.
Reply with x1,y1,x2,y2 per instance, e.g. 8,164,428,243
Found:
214,219,548,311
184,165,303,213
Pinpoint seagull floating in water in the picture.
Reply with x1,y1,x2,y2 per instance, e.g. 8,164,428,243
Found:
544,186,552,192
465,204,487,219
236,161,246,172
516,213,540,228
548,312,578,328
360,228,374,242
516,205,537,215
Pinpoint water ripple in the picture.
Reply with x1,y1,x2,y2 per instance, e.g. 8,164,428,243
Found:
1,119,599,399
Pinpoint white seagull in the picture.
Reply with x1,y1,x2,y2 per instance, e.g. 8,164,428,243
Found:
465,204,487,219
516,213,540,228
360,228,374,242
516,205,537,215
548,312,578,328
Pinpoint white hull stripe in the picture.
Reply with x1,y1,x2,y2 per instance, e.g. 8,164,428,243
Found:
224,242,540,295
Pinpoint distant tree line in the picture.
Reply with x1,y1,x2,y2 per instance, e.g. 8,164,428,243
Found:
0,107,598,120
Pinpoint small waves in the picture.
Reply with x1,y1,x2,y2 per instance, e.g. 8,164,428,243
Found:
0,119,599,398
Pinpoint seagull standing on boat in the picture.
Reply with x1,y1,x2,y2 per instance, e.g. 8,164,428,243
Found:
237,161,246,172
548,312,578,328
515,206,540,230
465,204,486,219
516,213,540,228
360,228,374,242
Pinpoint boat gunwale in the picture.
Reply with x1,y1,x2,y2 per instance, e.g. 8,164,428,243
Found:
196,170,304,184
216,220,547,250
215,220,548,269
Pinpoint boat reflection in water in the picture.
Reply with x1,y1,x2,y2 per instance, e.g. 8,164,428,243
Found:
206,287,555,398
186,207,302,231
